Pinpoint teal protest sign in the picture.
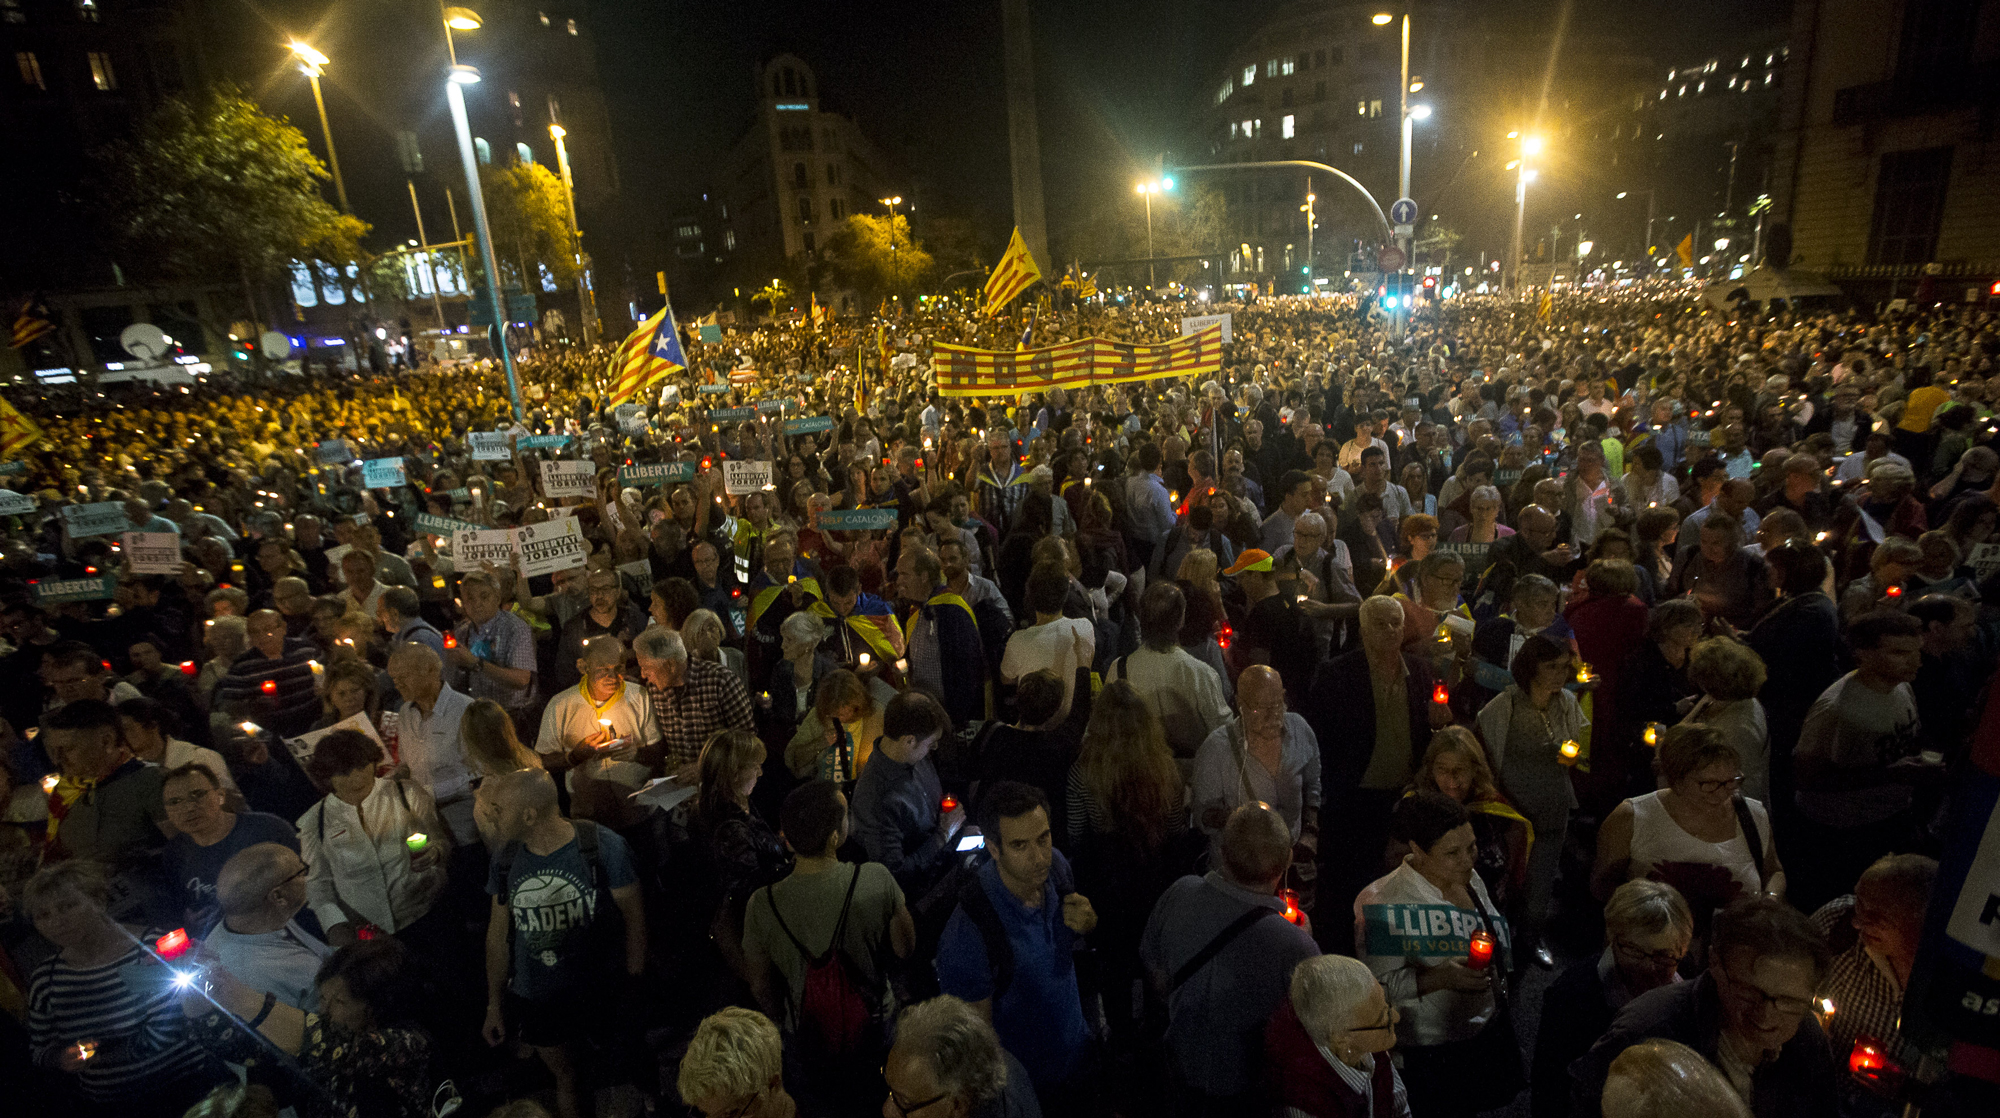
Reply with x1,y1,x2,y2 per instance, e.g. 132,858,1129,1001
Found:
697,384,732,395
0,461,26,476
620,462,696,486
784,416,834,435
1437,541,1492,570
517,434,572,449
445,487,471,501
756,399,789,414
414,512,480,536
31,574,117,603
709,407,756,423
61,502,129,538
697,324,724,343
817,508,898,531
315,440,350,465
1362,902,1510,960
362,458,407,489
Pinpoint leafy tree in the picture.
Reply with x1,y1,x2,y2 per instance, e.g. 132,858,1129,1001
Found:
822,214,934,304
751,278,792,316
94,84,367,338
472,161,576,294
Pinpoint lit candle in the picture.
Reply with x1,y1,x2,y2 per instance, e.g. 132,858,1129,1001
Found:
1432,682,1450,705
1279,888,1305,926
1558,739,1582,765
1644,722,1664,747
405,832,429,853
239,721,262,736
444,632,458,649
1574,662,1596,684
858,652,872,668
1818,996,1837,1017
41,773,59,793
155,927,191,961
260,679,277,695
940,795,958,813
1467,930,1496,969
180,660,197,676
1885,584,1902,599
72,1041,97,1062
308,660,323,676
433,575,447,589
895,658,908,673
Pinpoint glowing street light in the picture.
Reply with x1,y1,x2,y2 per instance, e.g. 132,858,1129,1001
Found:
438,9,522,421
443,6,482,30
1509,132,1546,292
1409,103,1432,120
547,122,597,346
1372,12,1394,24
1134,178,1174,288
288,41,348,214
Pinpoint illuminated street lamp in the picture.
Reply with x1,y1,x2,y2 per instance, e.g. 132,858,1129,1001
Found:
289,41,349,214
1135,178,1173,288
880,195,905,253
547,123,597,346
1373,10,1425,336
440,16,522,419
1509,133,1544,292
1616,189,1658,267
1299,190,1317,293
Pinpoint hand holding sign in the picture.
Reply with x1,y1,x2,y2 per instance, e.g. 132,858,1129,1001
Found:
122,532,183,575
722,460,773,495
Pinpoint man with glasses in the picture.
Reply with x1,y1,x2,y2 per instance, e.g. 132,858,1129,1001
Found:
161,761,297,933
203,841,331,1011
883,994,1044,1118
1570,896,1836,1118
552,568,649,692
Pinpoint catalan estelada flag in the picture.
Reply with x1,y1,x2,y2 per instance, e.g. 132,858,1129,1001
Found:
0,396,43,458
10,301,52,350
1676,233,1695,270
932,324,1222,397
608,305,688,406
981,227,1042,317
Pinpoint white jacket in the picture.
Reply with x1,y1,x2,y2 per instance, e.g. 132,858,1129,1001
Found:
1354,857,1504,1047
298,777,447,935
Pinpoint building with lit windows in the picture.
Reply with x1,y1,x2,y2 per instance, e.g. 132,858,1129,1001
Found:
1768,0,2000,305
695,54,899,314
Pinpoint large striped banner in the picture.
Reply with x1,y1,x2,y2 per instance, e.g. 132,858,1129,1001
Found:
930,324,1223,397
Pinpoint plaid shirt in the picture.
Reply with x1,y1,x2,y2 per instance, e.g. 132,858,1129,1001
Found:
646,658,754,770
1810,895,1907,1060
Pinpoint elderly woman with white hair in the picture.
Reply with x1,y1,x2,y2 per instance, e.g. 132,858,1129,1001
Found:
683,607,748,686
1265,954,1409,1118
761,609,836,736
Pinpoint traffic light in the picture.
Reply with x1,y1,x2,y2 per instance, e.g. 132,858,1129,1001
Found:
1422,275,1438,301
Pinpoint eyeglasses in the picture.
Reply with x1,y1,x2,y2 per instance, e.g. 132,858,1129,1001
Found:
1612,939,1685,969
1349,1008,1397,1034
279,862,309,887
883,1072,948,1118
1718,964,1813,1017
1694,773,1745,795
164,789,220,810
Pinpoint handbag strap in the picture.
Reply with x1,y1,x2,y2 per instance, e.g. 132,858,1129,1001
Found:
1169,904,1278,992
1732,795,1767,892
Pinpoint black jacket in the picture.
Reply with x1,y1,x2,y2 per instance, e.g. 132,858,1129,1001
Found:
1568,972,1838,1118
1531,959,1618,1118
1303,648,1436,800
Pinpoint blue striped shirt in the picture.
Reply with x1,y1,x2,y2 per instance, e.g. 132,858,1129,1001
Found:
28,939,217,1101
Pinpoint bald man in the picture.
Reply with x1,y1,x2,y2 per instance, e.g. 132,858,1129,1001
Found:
1140,803,1320,1107
214,608,323,736
204,841,332,1010
1191,666,1321,850
534,636,659,812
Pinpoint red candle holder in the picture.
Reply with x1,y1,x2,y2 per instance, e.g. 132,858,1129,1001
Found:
155,927,191,961
1885,585,1903,599
1279,889,1305,926
443,632,459,649
1467,930,1496,970
260,679,277,695
1432,682,1450,704
179,660,197,676
940,796,959,813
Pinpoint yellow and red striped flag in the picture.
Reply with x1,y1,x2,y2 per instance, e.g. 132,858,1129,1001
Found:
980,227,1042,317
931,323,1222,397
0,396,43,458
10,301,53,350
607,304,688,406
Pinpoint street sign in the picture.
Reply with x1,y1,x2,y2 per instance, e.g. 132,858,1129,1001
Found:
1376,245,1406,271
1390,198,1419,225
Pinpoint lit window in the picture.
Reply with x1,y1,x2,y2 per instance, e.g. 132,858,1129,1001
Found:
724,230,736,251
566,18,577,35
516,142,534,164
1764,72,1773,85
1217,77,1232,103
77,0,97,21
1229,122,1239,139
1282,114,1295,138
1369,99,1382,117
1766,53,1775,65
475,137,491,165
1668,69,1676,80
87,50,115,90
1353,141,1365,154
1696,81,1704,93
16,50,42,89
720,204,728,219
1241,119,1253,137
1243,65,1255,86
1265,59,1278,77
1741,55,1751,68
676,224,698,238
396,130,422,174
1281,56,1295,75
1357,100,1367,116
1678,85,1687,96
1253,118,1263,137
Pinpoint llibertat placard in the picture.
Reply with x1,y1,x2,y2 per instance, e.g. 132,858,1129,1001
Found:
516,517,589,577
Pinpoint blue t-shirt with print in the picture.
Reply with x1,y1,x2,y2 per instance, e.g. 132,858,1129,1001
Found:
486,824,637,1002
936,852,1089,1093
166,811,300,931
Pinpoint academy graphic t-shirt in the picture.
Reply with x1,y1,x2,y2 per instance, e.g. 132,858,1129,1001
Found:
487,825,638,1002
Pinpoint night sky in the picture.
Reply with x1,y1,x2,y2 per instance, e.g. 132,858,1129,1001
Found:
589,0,1794,248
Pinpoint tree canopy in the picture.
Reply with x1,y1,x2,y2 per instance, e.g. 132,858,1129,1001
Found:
821,213,935,303
474,161,577,293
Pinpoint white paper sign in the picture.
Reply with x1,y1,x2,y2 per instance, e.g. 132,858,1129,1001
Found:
515,517,589,577
723,459,773,495
540,459,596,500
362,457,407,488
122,531,183,575
0,489,34,516
62,501,131,538
452,527,517,570
282,711,383,768
468,431,510,461
1180,313,1234,342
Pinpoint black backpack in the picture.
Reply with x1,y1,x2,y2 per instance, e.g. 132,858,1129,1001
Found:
494,819,623,968
950,853,1077,1001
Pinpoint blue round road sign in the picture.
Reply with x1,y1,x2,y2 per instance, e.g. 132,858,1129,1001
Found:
1390,198,1418,225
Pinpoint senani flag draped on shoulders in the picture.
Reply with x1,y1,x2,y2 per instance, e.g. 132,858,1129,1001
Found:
930,324,1223,397
608,304,689,405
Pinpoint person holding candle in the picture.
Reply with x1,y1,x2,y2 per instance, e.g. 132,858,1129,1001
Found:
298,730,448,951
1401,728,1531,915
1530,880,1694,1118
1355,791,1518,1118
1474,633,1587,971
305,660,381,735
22,860,222,1117
534,636,658,823
1806,854,1936,1088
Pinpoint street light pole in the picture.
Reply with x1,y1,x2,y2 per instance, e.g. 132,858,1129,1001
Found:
548,123,596,347
407,181,447,338
1141,186,1155,288
1508,133,1542,293
1300,186,1316,295
290,44,349,214
445,65,522,420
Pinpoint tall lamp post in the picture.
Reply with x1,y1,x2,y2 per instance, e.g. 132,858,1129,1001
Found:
1373,12,1430,335
437,6,522,420
1615,189,1656,272
289,42,349,214
1507,131,1543,293
1299,188,1316,295
1134,177,1172,289
548,123,596,347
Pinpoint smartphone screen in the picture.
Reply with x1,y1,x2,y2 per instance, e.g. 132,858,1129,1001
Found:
955,834,985,852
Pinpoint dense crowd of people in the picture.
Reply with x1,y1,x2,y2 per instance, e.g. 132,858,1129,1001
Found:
1,285,1998,1118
